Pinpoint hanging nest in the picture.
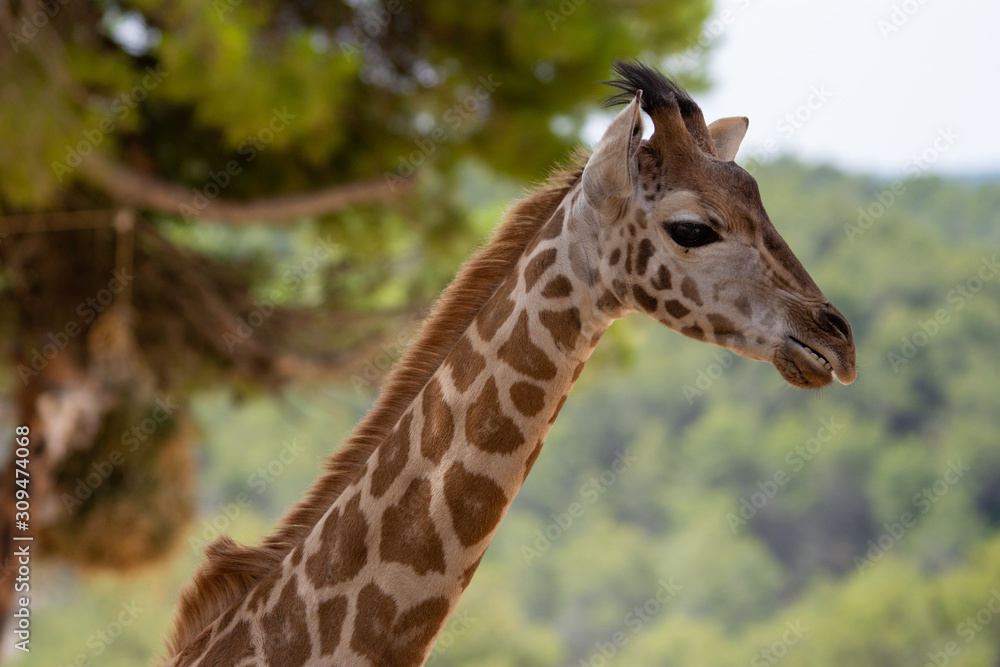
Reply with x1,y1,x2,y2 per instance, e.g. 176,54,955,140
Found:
0,211,416,573
37,393,196,570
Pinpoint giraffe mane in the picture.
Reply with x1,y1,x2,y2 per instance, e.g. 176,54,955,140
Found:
164,151,588,658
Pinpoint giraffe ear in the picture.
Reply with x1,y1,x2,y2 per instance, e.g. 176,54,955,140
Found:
582,91,643,214
708,116,749,161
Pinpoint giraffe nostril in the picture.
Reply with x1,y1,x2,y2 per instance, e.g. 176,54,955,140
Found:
817,308,852,341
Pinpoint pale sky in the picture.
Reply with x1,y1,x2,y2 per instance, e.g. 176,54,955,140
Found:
695,0,1000,177
587,0,1000,178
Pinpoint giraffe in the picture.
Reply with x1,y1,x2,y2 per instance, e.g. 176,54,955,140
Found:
162,61,856,666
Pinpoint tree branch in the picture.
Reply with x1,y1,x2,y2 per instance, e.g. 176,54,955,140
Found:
81,154,413,224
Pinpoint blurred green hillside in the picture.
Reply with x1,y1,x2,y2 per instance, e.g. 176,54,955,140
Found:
19,157,1000,666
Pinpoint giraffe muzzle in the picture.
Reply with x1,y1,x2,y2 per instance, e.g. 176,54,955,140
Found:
775,332,856,388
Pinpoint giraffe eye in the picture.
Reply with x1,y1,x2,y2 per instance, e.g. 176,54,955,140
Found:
664,221,721,248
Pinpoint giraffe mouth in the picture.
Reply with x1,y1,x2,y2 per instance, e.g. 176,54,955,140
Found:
773,335,839,388
790,336,834,374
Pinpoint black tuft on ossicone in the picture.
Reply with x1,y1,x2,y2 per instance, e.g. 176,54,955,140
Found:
603,60,700,119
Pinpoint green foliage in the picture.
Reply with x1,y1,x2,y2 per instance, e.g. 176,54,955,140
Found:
1,0,710,207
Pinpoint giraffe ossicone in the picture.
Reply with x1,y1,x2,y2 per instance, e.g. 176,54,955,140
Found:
164,60,856,666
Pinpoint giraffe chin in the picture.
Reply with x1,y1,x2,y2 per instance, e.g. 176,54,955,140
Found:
773,337,839,389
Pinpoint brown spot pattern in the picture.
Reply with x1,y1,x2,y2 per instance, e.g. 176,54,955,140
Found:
509,381,546,416
350,584,397,665
681,324,705,341
444,461,508,547
217,603,239,634
608,248,621,266
370,412,413,498
541,207,565,241
247,569,280,615
624,242,634,274
349,584,450,666
528,207,565,254
524,248,558,292
466,377,525,454
541,275,573,299
289,543,303,566
198,619,254,667
318,596,349,656
177,630,210,664
460,556,484,590
447,335,486,393
572,361,586,381
523,440,544,480
498,310,557,380
386,596,452,666
632,284,658,312
548,395,568,424
681,277,703,306
635,238,655,275
421,378,453,464
734,295,753,317
596,289,621,313
305,494,368,589
261,578,311,667
664,299,690,319
380,478,446,575
539,307,581,351
651,264,672,291
475,273,518,342
707,313,738,339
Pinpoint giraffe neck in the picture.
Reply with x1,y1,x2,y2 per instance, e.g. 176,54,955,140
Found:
323,187,613,665
172,188,619,667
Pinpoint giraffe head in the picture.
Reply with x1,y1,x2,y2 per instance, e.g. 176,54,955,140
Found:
578,62,855,388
